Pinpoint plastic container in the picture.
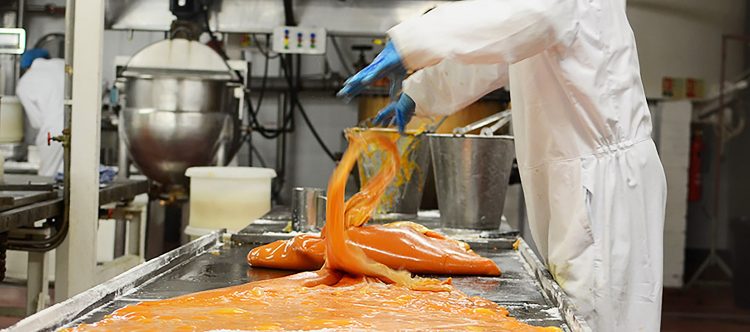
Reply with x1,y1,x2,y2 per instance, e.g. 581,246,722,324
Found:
0,96,24,143
185,167,276,232
346,128,431,221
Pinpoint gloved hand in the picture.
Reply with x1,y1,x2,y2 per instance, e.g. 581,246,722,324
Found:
373,93,416,133
337,42,406,99
20,48,50,70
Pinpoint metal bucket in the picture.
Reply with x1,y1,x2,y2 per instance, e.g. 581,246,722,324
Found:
428,134,515,230
347,128,431,221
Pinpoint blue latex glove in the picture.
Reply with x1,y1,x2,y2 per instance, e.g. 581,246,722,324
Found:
337,42,406,99
20,48,50,70
373,93,416,133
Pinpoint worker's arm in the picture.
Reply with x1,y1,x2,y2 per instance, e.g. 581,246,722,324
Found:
388,0,578,70
403,60,508,116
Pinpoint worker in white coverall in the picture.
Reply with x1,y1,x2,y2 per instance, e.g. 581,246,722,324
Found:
338,0,667,331
16,48,65,177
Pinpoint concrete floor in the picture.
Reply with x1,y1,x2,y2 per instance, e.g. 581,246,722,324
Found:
661,286,750,331
2,280,749,330
0,281,28,328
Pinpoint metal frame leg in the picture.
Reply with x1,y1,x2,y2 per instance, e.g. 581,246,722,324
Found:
126,209,141,256
26,251,49,315
56,0,106,299
113,219,126,258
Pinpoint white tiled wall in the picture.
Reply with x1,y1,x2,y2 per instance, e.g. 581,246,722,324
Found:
653,100,691,288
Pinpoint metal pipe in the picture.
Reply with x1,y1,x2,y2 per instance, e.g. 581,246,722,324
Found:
687,33,750,286
247,131,253,166
714,35,727,256
63,1,74,178
714,33,750,222
0,232,6,281
16,0,25,28
126,213,140,256
25,251,48,314
62,0,74,247
453,110,510,135
56,0,75,298
57,0,107,299
274,92,287,199
113,220,126,258
117,136,129,181
10,0,26,93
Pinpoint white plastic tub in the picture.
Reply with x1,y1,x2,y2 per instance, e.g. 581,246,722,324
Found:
0,96,24,143
186,167,276,232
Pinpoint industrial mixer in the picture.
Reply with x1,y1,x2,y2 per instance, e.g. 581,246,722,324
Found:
117,38,245,192
111,0,252,258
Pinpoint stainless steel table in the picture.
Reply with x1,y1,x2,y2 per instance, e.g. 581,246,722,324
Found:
9,231,590,332
0,177,149,315
0,178,149,234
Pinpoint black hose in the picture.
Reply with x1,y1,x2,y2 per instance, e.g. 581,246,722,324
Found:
251,33,279,59
271,54,300,199
283,0,296,26
253,35,271,114
245,98,281,139
7,216,68,252
278,55,337,161
296,99,337,161
245,36,297,139
329,36,354,76
252,144,268,167
201,7,244,83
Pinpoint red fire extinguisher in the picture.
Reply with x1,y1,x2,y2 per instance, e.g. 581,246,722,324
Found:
688,127,703,202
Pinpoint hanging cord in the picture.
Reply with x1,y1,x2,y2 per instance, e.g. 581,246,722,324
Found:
250,34,272,114
201,5,245,85
251,144,268,168
278,55,337,161
244,48,294,139
244,35,298,139
283,0,296,26
329,36,354,76
251,33,280,59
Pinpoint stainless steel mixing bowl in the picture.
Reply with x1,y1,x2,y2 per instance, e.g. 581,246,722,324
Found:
120,76,241,187
117,38,244,189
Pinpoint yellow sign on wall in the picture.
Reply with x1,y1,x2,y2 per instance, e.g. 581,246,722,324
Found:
662,77,705,99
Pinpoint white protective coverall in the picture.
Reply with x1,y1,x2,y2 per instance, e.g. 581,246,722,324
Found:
390,0,667,330
16,58,65,177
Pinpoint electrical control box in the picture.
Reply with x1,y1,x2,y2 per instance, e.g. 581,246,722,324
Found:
271,26,327,55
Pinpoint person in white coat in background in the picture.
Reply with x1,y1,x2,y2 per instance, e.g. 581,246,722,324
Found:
338,0,667,330
16,48,65,177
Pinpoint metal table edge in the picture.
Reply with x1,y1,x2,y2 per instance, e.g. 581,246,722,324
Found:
517,239,592,332
4,231,225,332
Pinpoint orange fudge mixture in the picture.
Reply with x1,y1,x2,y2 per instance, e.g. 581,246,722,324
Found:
65,131,559,331
247,222,502,276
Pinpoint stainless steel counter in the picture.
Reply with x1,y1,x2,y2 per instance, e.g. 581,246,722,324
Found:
0,178,149,233
9,231,590,332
